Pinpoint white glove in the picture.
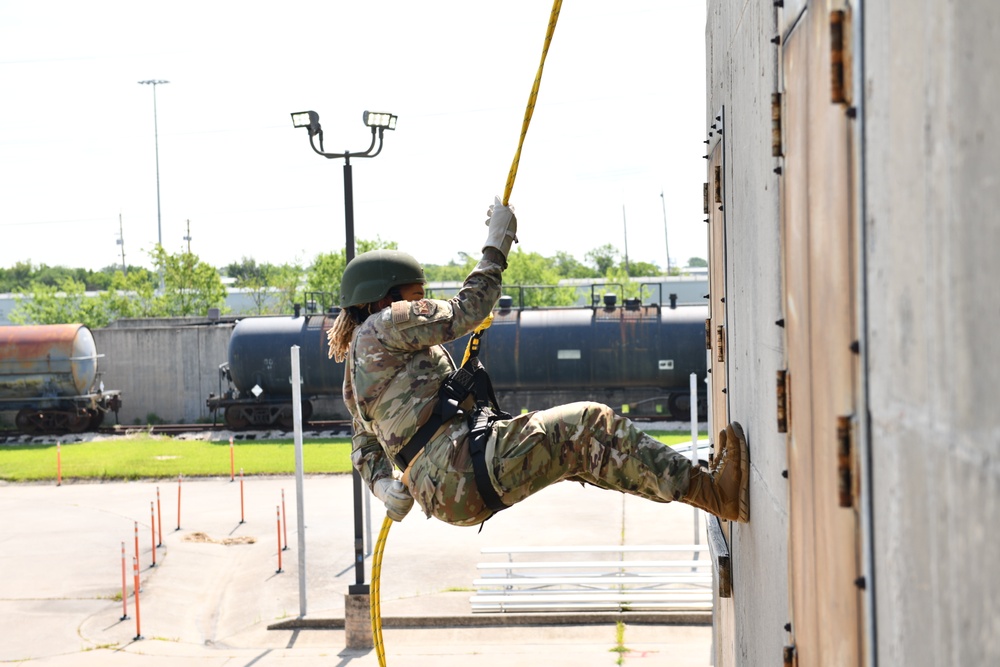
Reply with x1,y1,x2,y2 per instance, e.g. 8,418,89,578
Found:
483,196,518,259
372,477,414,522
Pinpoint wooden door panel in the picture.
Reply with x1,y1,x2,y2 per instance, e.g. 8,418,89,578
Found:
782,3,863,665
781,19,820,660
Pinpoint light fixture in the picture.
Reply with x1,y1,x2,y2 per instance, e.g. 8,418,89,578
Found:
363,111,397,130
290,110,321,136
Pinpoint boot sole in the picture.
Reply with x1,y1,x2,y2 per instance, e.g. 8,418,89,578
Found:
729,421,750,523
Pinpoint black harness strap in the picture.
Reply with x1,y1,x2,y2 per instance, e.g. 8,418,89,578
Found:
393,326,512,516
468,407,509,513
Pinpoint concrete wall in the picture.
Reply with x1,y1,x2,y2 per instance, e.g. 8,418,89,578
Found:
705,2,789,666
864,2,1000,665
94,319,234,425
707,0,1000,665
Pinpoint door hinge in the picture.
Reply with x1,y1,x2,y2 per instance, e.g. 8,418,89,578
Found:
783,644,797,667
837,415,853,507
705,318,712,351
716,325,726,363
776,370,788,433
830,10,849,104
771,92,783,157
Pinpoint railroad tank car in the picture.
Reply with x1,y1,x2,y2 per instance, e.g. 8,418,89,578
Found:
207,296,707,430
206,311,340,429
0,323,122,434
461,295,707,419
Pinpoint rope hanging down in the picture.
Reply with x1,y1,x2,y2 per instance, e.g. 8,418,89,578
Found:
370,516,392,667
503,0,563,206
370,2,563,662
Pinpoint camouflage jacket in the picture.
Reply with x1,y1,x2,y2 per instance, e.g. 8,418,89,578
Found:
344,256,503,490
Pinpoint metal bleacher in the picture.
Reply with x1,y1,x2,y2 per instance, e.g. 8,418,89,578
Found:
469,544,713,613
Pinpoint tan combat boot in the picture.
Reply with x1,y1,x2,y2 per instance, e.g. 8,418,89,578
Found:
682,422,750,522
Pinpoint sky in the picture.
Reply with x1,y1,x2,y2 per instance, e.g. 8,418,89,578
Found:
0,1,708,275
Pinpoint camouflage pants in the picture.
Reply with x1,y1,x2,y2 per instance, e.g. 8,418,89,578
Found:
406,401,693,527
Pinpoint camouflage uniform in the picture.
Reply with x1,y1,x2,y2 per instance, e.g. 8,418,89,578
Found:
345,256,694,527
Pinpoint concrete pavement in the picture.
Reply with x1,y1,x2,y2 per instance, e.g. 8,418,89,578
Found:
0,472,713,666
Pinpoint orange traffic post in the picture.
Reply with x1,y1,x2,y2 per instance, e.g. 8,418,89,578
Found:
239,468,245,524
156,487,163,547
176,473,182,531
132,556,143,640
229,436,235,482
133,521,140,570
281,489,289,551
149,502,157,567
275,506,284,574
56,442,62,487
120,541,129,621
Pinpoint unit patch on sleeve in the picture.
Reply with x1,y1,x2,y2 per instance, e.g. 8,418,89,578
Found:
413,299,435,317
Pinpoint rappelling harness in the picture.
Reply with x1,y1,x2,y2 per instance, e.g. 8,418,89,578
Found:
392,317,512,515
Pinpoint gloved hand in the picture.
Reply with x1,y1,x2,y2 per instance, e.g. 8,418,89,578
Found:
372,477,414,522
483,196,518,259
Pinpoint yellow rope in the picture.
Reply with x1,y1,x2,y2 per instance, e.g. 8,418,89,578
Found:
371,4,563,663
502,0,563,207
371,515,392,667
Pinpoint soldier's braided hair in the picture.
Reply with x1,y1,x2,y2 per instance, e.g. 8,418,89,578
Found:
326,287,407,362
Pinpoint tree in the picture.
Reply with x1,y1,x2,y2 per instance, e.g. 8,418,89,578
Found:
225,257,303,315
687,257,708,267
584,244,620,275
503,249,578,307
625,260,661,278
0,261,36,292
602,265,645,301
423,253,478,283
9,248,228,326
151,246,228,317
97,269,161,320
305,237,397,311
551,251,598,279
9,277,111,328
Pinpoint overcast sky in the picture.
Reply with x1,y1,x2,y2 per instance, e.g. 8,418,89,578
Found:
0,1,708,274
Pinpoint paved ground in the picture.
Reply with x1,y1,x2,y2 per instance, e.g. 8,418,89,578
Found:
0,471,714,666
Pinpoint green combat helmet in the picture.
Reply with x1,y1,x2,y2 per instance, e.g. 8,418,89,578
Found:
340,249,426,308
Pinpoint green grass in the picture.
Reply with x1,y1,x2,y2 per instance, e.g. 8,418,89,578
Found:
0,435,353,482
0,430,703,483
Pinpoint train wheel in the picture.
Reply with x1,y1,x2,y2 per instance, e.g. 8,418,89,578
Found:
87,409,105,429
225,406,250,430
15,409,40,435
667,393,689,421
67,411,90,433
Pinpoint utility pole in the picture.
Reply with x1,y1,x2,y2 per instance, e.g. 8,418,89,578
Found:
660,190,671,273
183,219,192,253
622,203,631,277
117,213,127,275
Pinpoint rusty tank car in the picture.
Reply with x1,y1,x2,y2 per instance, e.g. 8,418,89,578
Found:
0,324,122,434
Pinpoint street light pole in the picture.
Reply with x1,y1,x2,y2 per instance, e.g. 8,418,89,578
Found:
291,109,397,598
139,79,169,290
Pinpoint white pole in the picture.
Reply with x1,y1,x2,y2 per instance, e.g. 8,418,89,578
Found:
689,373,699,464
690,372,701,549
290,345,307,616
365,489,373,557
